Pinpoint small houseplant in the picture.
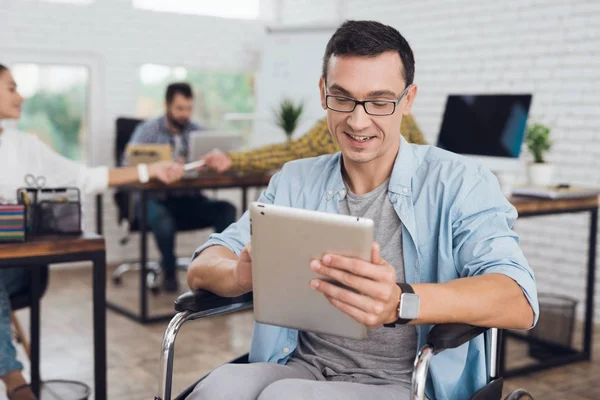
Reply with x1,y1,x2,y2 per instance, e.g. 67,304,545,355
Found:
274,98,303,141
525,122,553,186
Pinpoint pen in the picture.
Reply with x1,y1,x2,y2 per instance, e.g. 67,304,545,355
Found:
184,160,206,171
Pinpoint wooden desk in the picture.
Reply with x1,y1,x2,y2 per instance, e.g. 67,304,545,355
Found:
511,195,599,216
95,172,272,324
0,234,107,400
116,173,274,191
503,195,598,377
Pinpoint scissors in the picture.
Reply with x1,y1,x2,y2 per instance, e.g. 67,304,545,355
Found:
24,174,46,189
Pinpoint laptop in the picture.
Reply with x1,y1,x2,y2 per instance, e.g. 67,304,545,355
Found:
188,131,244,161
184,131,244,178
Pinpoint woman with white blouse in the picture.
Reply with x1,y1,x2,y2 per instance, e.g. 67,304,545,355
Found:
0,63,185,400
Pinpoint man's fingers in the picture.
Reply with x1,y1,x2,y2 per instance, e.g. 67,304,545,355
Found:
324,294,381,328
319,253,393,282
201,153,228,172
371,242,382,265
240,244,252,260
311,279,386,315
311,260,395,302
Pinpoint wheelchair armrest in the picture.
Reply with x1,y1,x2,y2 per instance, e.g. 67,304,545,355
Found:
174,290,253,313
427,324,489,354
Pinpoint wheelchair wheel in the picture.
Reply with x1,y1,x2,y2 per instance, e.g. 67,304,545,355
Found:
505,389,534,400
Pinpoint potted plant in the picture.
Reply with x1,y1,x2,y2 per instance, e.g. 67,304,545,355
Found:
274,98,303,141
525,122,553,186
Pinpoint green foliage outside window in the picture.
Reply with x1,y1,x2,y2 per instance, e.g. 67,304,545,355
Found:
14,64,88,161
136,67,255,134
18,85,87,161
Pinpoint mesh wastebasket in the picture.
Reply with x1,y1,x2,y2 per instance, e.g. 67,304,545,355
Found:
528,293,578,361
9,380,90,400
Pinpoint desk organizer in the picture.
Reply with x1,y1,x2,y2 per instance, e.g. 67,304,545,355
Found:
17,187,82,236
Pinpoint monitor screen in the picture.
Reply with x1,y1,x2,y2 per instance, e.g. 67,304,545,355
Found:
436,94,532,158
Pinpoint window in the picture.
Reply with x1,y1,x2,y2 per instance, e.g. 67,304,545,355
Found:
12,64,89,161
133,0,259,20
137,64,255,133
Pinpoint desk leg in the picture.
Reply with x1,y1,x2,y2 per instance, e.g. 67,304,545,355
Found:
29,267,41,397
584,208,598,359
96,194,103,235
242,187,248,213
92,251,107,400
140,191,148,322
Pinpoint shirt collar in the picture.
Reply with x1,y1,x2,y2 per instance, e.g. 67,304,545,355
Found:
327,134,414,200
388,134,414,197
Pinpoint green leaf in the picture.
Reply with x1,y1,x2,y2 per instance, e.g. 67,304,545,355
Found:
525,122,552,164
273,98,304,140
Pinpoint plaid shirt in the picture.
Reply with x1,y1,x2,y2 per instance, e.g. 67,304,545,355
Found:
125,116,205,199
229,114,426,173
127,116,204,162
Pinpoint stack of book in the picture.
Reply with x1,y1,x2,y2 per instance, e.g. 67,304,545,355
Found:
0,205,26,242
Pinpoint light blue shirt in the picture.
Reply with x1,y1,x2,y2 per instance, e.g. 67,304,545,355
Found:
194,135,539,400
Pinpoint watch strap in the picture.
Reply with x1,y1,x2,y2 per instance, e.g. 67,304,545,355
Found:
384,283,415,327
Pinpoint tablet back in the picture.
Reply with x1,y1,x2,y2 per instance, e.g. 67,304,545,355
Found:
250,202,373,340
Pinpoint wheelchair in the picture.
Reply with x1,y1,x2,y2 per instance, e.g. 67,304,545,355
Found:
155,290,533,400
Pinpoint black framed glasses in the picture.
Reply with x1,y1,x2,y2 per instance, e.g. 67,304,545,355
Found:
325,85,411,116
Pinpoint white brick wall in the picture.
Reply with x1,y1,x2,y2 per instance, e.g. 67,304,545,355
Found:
1,0,266,264
276,0,600,320
2,0,600,323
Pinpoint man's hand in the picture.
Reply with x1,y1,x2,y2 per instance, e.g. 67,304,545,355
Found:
233,245,253,293
202,150,232,173
310,243,401,329
148,161,185,184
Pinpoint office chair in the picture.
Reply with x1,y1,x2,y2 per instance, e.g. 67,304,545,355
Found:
111,117,188,294
155,290,534,400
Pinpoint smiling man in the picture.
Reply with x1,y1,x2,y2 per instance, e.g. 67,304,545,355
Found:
186,20,538,400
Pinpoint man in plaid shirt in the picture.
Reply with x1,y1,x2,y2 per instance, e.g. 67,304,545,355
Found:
127,83,237,292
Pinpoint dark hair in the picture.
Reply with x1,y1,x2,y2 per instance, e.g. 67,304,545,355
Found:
0,64,8,74
165,82,193,104
322,20,415,87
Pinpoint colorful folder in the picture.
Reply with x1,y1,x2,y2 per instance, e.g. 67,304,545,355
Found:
0,205,26,242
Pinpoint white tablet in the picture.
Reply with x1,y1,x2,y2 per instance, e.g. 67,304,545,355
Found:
250,202,374,340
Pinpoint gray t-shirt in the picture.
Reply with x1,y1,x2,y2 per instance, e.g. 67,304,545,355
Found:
293,178,418,388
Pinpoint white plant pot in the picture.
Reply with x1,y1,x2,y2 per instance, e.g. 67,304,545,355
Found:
528,163,554,186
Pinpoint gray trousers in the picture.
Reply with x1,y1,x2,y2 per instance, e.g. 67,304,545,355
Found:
188,360,411,400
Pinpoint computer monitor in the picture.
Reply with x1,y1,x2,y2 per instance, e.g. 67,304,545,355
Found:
436,94,532,172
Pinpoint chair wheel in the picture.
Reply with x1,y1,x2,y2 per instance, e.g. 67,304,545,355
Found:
150,286,161,295
112,276,122,285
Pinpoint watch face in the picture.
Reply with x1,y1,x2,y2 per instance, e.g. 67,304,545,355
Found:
399,293,420,319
